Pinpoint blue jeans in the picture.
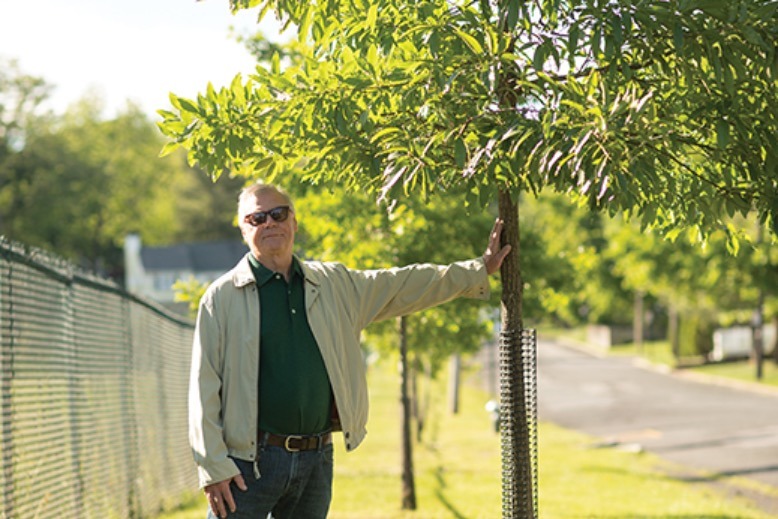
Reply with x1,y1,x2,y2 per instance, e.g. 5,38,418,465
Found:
207,444,334,519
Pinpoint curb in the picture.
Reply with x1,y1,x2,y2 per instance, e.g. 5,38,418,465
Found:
547,336,778,399
670,367,778,399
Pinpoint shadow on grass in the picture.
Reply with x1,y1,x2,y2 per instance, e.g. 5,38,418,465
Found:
585,515,761,519
582,462,778,517
673,464,778,481
433,466,467,519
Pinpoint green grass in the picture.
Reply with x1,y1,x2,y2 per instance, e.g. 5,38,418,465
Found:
692,358,778,387
155,359,775,519
607,339,778,388
609,340,681,367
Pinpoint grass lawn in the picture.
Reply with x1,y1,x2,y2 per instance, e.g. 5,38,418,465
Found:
692,359,778,388
157,359,775,519
607,339,778,388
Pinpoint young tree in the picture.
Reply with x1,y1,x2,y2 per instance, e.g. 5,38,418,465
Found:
159,1,778,516
294,185,497,508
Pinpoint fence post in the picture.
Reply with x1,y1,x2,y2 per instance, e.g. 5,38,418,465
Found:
65,273,86,516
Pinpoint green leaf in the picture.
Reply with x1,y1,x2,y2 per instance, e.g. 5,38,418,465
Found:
505,1,519,32
429,31,440,57
716,119,729,149
533,40,549,71
454,29,483,55
366,4,378,30
177,97,202,117
159,141,180,158
454,138,467,168
367,44,379,74
370,127,402,143
672,23,684,53
568,23,580,59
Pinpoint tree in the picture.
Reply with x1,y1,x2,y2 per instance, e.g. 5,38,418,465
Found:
0,61,246,278
294,185,497,508
0,60,53,242
0,59,52,152
0,99,183,273
159,1,778,516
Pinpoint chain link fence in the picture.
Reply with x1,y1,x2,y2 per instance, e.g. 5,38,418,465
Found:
0,238,197,518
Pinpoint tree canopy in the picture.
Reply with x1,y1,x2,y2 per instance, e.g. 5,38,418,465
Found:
160,0,778,241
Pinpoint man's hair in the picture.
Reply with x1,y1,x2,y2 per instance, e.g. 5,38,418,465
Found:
237,182,295,219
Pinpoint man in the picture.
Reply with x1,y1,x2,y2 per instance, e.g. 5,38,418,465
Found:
189,182,511,518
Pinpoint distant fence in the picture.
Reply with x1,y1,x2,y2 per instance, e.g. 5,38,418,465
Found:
0,238,197,518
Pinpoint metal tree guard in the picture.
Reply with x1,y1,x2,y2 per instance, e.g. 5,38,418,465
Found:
497,189,538,518
499,328,538,518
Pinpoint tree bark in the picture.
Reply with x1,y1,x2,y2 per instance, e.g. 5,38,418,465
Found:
399,316,416,510
753,290,765,381
409,357,421,442
634,291,644,355
497,189,535,519
498,190,523,331
668,305,680,360
448,353,461,415
753,224,766,379
773,316,778,364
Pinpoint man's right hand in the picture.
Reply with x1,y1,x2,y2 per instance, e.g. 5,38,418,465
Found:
205,474,247,518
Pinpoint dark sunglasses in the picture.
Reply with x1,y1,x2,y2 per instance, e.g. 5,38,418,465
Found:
244,206,292,227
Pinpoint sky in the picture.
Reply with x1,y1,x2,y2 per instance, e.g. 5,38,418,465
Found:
0,0,287,119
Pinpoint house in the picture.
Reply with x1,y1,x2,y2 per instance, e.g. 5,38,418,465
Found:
124,234,247,313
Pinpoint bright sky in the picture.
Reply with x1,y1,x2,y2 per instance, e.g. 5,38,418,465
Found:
0,0,286,119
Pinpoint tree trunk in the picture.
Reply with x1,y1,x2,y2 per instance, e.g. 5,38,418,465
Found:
773,316,778,364
418,360,432,442
448,353,461,415
497,189,536,519
753,290,765,381
409,356,419,441
633,291,644,355
668,305,680,360
398,316,416,510
753,224,766,379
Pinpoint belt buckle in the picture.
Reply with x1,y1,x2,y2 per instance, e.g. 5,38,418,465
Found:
284,435,304,452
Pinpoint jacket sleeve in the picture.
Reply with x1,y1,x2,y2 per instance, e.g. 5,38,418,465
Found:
347,257,490,330
188,291,241,488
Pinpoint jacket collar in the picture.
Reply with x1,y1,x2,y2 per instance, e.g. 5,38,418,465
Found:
299,260,322,287
231,254,256,288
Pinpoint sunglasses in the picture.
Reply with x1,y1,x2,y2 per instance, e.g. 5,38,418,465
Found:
244,206,292,227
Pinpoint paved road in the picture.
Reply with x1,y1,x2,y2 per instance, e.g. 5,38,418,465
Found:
537,339,778,495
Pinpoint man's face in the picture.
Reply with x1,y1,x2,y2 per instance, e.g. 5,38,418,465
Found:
240,191,297,261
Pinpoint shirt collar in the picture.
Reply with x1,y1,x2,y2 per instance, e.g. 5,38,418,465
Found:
248,254,304,286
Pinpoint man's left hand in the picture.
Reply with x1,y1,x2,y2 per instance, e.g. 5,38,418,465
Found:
483,218,512,275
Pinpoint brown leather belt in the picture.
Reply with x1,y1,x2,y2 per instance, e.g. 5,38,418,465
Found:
259,431,332,452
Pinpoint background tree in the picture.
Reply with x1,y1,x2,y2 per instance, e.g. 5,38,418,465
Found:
293,184,498,509
0,59,52,152
160,1,778,516
0,61,246,279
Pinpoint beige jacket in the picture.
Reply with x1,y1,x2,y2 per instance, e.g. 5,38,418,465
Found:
188,254,490,488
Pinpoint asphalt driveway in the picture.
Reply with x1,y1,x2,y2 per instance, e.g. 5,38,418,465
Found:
536,338,778,512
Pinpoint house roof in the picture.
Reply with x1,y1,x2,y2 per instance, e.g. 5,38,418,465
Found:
141,239,247,272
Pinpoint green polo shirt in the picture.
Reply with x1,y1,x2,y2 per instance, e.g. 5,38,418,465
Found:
249,255,332,435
